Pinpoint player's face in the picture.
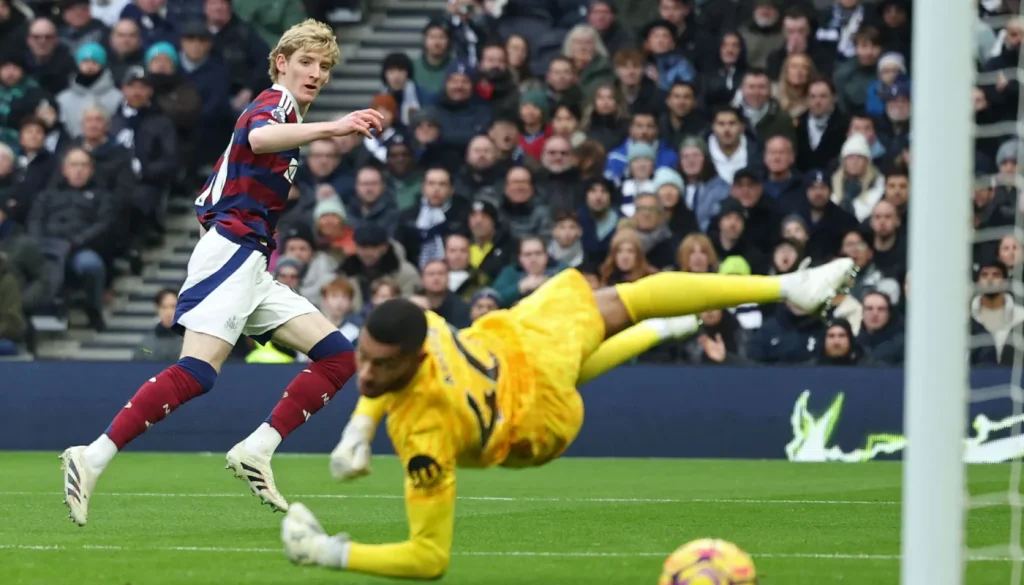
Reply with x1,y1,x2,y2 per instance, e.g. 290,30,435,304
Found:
278,49,332,106
356,333,423,397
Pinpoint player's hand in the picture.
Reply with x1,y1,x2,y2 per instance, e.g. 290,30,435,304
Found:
329,415,374,481
335,109,385,139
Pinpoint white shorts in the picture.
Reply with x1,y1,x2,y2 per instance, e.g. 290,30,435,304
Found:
173,226,319,345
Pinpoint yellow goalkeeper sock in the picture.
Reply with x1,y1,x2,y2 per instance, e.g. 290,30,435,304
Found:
578,321,663,385
614,272,781,323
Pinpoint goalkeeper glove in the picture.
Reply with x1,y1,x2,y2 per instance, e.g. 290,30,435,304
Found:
329,414,374,481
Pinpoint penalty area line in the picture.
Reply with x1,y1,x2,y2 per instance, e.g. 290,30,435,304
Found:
0,491,899,506
0,544,1014,562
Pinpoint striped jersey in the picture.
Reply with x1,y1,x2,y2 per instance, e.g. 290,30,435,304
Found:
194,84,302,251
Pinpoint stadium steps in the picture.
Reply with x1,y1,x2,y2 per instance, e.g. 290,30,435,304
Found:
307,0,440,122
34,198,199,361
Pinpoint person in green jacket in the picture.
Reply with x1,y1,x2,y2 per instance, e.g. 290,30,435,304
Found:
563,24,615,100
492,236,566,308
412,19,454,107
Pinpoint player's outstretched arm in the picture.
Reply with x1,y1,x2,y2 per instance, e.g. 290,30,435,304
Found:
329,396,388,481
248,109,384,154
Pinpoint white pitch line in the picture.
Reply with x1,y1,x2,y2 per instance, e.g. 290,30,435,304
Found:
0,491,899,505
0,544,1016,562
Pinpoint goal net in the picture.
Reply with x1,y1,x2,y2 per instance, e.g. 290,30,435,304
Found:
903,2,1024,585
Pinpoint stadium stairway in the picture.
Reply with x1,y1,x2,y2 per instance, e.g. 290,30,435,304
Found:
32,2,443,360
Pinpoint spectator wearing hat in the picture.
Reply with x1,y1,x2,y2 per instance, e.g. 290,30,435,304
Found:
279,225,342,310
724,165,780,253
408,107,463,174
563,24,615,100
738,0,784,70
204,0,272,111
380,52,421,126
493,235,563,308
420,258,471,327
677,136,729,232
605,110,678,184
815,318,863,365
339,223,420,303
768,236,805,276
143,41,202,180
733,68,795,146
313,196,354,260
790,170,858,263
384,139,424,212
119,0,177,48
0,48,47,148
659,81,707,150
833,26,883,114
856,288,904,364
588,0,634,59
640,19,696,92
57,42,123,140
831,133,884,222
971,261,1024,365
996,138,1019,187
178,21,232,167
709,197,769,275
517,88,552,162
762,135,803,204
396,166,470,268
466,197,512,286
705,106,760,184
454,134,506,201
877,78,911,157
650,165,698,236
434,60,492,155
59,0,109,54
865,51,907,118
109,66,177,240
619,141,656,216
25,17,76,96
107,18,144,87
579,176,620,260
346,166,400,238
414,19,454,108
876,0,911,59
497,165,551,242
469,287,501,322
795,78,848,172
363,93,409,164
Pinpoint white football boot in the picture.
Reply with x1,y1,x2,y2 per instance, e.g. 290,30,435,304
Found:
60,446,100,526
281,503,349,566
226,441,289,512
779,258,858,317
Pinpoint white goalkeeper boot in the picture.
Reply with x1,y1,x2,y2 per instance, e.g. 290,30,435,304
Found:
60,446,101,526
226,436,289,513
779,258,857,317
282,503,350,568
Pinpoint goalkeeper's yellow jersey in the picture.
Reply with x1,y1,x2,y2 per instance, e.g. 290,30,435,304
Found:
346,310,532,579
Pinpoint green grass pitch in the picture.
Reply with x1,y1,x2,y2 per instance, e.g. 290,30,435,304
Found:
0,451,1018,584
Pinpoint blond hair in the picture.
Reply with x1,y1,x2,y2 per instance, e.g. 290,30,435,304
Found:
268,19,341,83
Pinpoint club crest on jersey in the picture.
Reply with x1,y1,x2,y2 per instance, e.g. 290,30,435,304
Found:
285,159,297,183
271,106,288,124
407,454,444,489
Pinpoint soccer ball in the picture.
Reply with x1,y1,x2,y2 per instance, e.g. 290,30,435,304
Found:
658,538,757,585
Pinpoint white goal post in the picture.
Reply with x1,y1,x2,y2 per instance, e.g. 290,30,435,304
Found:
900,1,975,585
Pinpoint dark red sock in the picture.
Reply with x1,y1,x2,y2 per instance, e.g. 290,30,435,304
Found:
105,363,213,449
267,352,356,439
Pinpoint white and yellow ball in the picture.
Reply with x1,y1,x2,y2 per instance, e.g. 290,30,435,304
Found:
658,538,757,585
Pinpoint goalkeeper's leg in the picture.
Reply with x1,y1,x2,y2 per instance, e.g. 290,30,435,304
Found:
577,316,700,385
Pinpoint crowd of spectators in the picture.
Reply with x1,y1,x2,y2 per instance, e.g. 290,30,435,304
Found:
2,0,1022,366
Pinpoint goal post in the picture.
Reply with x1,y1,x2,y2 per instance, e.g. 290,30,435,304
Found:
900,2,975,585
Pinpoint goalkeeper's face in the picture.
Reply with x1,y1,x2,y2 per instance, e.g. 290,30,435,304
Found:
355,332,424,397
